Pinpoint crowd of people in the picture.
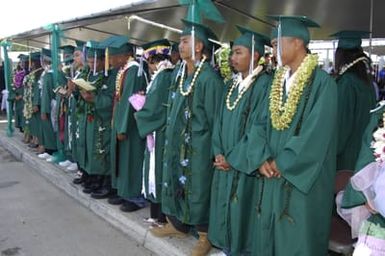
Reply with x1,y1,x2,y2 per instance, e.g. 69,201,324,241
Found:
4,9,385,256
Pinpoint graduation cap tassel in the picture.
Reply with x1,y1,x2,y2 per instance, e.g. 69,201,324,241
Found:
191,25,196,61
137,56,144,77
104,47,109,77
277,20,283,67
82,45,87,64
211,45,215,67
249,34,255,75
93,51,97,76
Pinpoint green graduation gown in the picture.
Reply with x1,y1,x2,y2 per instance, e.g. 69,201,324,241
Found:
84,72,113,176
54,71,69,152
341,103,385,234
208,72,271,255
248,68,337,256
336,72,376,171
110,64,147,198
31,70,43,140
40,70,57,151
135,68,174,203
161,62,224,225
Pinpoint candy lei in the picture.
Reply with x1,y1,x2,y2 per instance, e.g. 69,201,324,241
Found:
115,57,135,100
269,54,318,130
338,56,368,75
226,65,263,111
179,55,207,97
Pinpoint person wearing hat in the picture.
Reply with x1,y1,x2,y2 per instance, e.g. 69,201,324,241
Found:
11,54,28,134
208,26,272,255
150,19,224,256
67,40,88,175
77,41,113,196
170,41,181,65
47,45,76,165
102,35,148,212
331,31,376,171
37,48,59,160
134,39,174,224
89,35,143,202
245,16,338,255
24,52,44,150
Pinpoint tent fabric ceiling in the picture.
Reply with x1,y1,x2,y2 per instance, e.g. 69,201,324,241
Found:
6,0,383,50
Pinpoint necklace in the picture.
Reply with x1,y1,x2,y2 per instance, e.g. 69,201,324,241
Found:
338,56,367,75
226,66,263,111
115,57,134,100
179,55,207,97
269,54,318,130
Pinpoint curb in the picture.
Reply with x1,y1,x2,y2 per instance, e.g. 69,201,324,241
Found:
0,130,220,256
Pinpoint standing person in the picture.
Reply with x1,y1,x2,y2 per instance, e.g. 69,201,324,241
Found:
75,41,113,195
208,26,272,255
135,39,174,224
331,31,376,171
61,42,86,172
248,16,338,256
150,19,224,256
37,49,58,159
24,52,43,149
106,36,148,212
91,35,138,200
12,55,28,133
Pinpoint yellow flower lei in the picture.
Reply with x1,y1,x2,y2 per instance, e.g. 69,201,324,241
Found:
179,55,207,97
115,56,134,100
269,54,318,130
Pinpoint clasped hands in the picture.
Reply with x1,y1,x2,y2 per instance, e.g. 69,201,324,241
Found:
259,160,281,178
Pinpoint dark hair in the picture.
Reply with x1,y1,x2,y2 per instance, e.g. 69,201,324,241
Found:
148,54,170,64
335,47,372,83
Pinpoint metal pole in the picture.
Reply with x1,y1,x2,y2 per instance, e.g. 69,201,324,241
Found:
369,0,374,58
1,41,14,137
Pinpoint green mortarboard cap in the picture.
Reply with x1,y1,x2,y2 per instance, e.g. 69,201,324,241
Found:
75,40,85,52
60,45,75,55
41,48,52,58
330,30,370,49
269,15,320,44
86,41,104,59
181,19,217,47
60,45,75,62
17,54,28,59
30,52,41,61
101,35,133,55
234,25,270,55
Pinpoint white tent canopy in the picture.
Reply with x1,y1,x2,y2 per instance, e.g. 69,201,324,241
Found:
4,0,385,51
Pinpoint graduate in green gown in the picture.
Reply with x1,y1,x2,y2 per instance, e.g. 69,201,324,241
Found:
135,39,174,223
62,42,86,172
340,103,385,254
11,54,28,133
77,42,113,194
90,35,137,200
247,16,338,256
38,48,58,157
150,19,224,256
208,26,272,255
331,31,376,171
23,53,43,148
107,36,148,212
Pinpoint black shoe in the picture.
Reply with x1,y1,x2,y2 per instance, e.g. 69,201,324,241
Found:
91,188,112,199
120,201,141,212
107,195,124,205
83,182,101,194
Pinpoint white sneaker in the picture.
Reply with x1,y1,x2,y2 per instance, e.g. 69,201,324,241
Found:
46,157,55,162
59,160,72,167
38,153,51,159
66,163,78,172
